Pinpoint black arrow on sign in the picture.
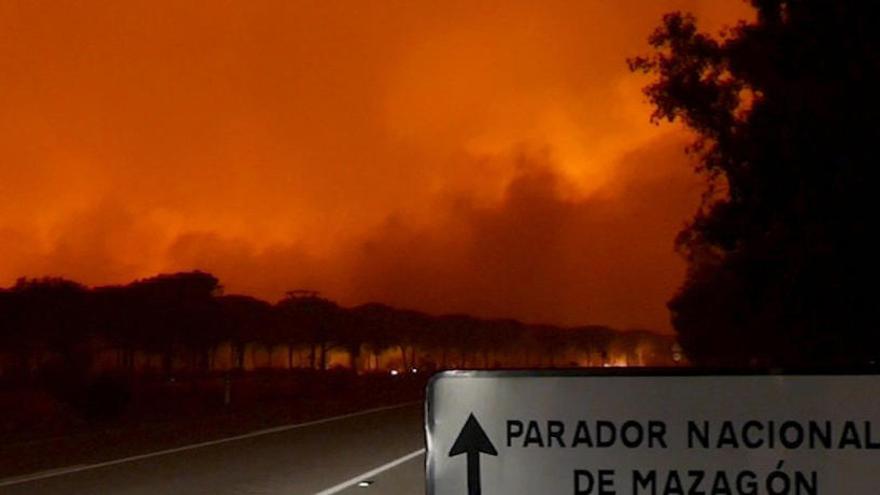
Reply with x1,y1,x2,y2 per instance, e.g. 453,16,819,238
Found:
449,413,498,495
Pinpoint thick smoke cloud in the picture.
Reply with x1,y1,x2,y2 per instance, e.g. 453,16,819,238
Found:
0,1,751,331
335,137,703,329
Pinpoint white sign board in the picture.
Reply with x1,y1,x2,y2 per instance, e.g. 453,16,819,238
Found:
426,371,880,495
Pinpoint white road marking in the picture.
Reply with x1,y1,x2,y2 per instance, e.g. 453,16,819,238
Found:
313,448,425,495
0,402,418,488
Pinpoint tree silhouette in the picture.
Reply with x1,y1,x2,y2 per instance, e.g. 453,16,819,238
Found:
125,271,222,376
218,295,273,371
276,292,340,370
93,284,139,374
630,1,880,366
3,278,91,381
350,303,397,371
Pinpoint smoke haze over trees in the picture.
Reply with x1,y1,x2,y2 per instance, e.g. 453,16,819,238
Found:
0,1,753,333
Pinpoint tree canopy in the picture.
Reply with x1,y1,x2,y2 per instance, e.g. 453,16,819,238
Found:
630,0,880,366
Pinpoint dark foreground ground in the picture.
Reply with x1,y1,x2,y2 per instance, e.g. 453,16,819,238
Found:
0,371,428,485
0,402,426,494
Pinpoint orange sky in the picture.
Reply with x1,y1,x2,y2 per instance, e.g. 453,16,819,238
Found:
0,1,753,332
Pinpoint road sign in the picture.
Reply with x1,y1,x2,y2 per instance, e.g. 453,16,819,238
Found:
448,413,498,495
425,370,880,494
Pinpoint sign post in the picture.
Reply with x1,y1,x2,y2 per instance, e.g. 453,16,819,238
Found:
425,370,880,494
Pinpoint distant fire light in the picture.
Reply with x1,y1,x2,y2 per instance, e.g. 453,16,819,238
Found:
602,358,629,368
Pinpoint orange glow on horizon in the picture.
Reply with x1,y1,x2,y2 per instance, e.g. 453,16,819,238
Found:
0,1,753,332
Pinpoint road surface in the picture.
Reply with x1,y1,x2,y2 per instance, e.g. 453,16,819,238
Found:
0,403,425,495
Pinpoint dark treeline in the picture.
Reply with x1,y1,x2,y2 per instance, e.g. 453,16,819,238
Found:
0,271,675,384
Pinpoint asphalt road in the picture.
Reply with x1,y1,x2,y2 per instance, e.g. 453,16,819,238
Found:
0,403,426,495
